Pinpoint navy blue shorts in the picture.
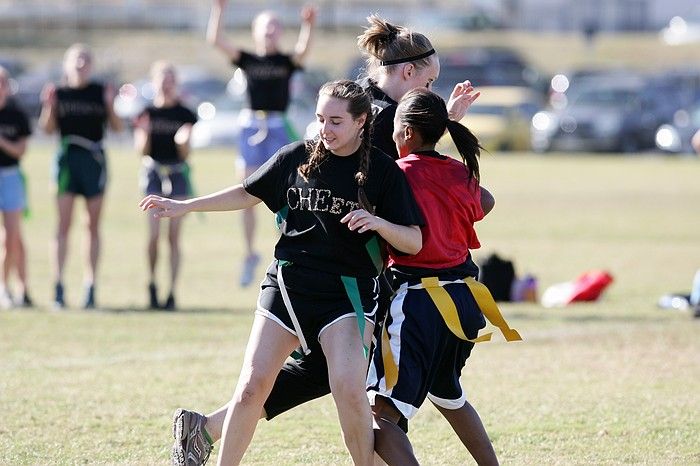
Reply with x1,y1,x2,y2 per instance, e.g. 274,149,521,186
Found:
141,163,192,198
367,279,486,419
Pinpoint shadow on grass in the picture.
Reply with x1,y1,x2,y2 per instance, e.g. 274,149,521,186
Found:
20,305,252,315
506,310,681,324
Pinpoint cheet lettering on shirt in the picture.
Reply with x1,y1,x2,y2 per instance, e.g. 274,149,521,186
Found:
245,64,290,80
0,124,19,138
150,119,186,135
58,101,105,118
287,187,360,216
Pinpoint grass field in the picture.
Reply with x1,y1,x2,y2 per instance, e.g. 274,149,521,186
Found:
1,141,700,465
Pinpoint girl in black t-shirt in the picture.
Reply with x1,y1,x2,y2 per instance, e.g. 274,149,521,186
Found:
207,0,317,287
141,80,422,466
39,43,123,309
165,16,496,466
0,66,33,308
134,61,198,311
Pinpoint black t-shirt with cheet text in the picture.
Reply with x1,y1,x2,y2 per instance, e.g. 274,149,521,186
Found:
233,52,300,111
0,100,32,167
56,82,107,142
140,103,198,164
244,141,424,278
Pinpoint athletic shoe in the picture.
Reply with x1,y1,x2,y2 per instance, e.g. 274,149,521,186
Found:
148,283,159,309
239,253,260,287
162,293,176,311
171,408,212,466
82,284,95,310
19,292,33,308
54,283,66,310
0,290,13,310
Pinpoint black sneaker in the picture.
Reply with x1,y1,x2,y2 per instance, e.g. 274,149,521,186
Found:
148,283,159,309
19,292,33,308
162,293,176,311
54,283,66,310
82,284,95,310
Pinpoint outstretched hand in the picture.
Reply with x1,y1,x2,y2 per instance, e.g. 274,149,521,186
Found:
139,195,189,219
341,209,384,234
447,80,480,122
300,4,317,24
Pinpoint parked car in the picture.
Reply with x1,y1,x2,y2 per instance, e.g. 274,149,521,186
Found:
531,79,674,153
191,68,329,148
433,47,546,100
452,86,542,152
655,102,700,154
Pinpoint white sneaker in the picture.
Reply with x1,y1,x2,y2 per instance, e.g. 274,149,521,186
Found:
239,253,261,287
0,290,13,310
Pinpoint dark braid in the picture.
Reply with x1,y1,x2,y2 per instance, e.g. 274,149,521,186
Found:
396,88,482,182
299,80,374,191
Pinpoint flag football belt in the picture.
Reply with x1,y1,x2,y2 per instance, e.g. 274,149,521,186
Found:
398,276,523,343
277,260,370,360
62,135,104,160
142,156,190,197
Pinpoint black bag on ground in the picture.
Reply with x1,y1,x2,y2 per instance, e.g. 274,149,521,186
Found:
478,253,515,302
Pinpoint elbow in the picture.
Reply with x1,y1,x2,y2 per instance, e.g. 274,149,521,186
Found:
406,229,423,255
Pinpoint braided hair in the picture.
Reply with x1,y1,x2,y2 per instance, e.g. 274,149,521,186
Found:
300,80,374,195
356,15,435,80
396,88,482,182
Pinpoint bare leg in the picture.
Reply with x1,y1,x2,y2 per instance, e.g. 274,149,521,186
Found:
217,315,297,466
372,397,419,466
167,215,184,295
84,195,104,285
2,211,23,294
147,214,160,284
320,318,375,466
53,194,76,285
432,401,499,466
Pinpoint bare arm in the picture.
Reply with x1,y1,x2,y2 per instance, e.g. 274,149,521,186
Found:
174,123,194,160
480,186,495,216
341,210,422,255
0,136,28,160
206,0,241,62
692,128,700,155
38,83,57,134
140,184,261,218
104,83,123,132
132,113,150,155
292,4,317,66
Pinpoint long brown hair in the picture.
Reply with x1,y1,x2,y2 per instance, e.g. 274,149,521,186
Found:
356,15,435,79
300,80,374,189
396,88,482,182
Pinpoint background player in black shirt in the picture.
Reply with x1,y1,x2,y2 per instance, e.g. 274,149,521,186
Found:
207,0,316,287
0,66,33,309
134,60,198,310
39,43,123,309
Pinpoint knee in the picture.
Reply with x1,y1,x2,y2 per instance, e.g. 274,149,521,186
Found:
232,373,272,409
330,377,369,412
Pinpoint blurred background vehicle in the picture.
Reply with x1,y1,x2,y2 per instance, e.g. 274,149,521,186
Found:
660,5,700,45
655,100,700,154
531,74,680,153
454,85,543,152
191,67,329,148
432,47,547,100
